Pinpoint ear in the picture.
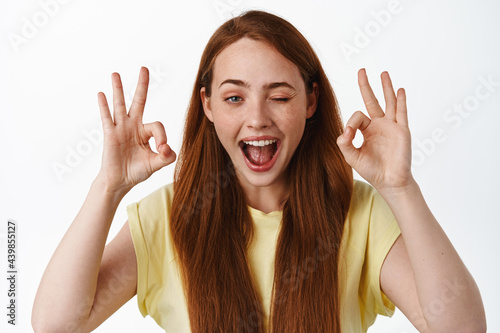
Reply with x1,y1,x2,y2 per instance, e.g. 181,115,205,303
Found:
200,87,214,122
306,82,319,119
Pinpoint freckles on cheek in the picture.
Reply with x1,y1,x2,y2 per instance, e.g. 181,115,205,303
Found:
213,116,236,142
282,107,307,126
213,114,232,130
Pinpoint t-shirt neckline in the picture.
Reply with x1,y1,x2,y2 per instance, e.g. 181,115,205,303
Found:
247,205,283,218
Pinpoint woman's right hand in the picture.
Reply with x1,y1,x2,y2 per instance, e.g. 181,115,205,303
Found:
95,66,176,196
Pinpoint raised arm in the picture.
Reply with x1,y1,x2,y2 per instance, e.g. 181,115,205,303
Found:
32,67,176,332
336,68,486,332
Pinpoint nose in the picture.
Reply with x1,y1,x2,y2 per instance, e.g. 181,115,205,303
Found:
246,100,272,129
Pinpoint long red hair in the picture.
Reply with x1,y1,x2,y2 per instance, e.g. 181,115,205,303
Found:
170,10,353,332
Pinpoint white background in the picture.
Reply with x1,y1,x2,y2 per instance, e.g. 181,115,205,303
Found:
1,0,499,332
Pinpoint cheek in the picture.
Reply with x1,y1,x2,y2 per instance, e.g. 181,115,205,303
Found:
280,107,307,131
212,113,240,146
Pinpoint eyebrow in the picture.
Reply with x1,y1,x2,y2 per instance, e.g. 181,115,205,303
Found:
219,79,296,91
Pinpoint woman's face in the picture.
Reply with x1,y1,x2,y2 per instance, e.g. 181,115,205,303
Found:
201,37,317,195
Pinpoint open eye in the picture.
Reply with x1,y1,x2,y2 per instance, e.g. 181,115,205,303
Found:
225,96,243,103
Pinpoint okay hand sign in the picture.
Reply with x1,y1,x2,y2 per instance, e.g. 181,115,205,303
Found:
337,68,414,194
96,67,176,196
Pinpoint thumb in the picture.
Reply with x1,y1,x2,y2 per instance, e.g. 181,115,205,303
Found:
336,126,359,167
150,144,176,172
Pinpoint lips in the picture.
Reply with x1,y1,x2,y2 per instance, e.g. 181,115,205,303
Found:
239,137,281,172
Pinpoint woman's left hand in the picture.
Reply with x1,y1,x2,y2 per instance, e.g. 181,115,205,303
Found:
337,68,414,195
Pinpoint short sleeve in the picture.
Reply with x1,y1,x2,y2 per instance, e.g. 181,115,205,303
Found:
126,183,174,318
127,202,150,317
353,181,401,319
367,192,401,316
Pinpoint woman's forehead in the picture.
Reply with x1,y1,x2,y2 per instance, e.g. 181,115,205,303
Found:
212,37,304,90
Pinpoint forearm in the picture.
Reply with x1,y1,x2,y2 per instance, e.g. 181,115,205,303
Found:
379,180,486,332
32,176,125,331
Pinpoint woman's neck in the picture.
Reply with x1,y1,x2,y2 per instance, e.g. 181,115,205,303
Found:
240,179,288,214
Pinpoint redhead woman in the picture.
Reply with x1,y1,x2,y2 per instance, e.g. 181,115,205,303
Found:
32,10,485,333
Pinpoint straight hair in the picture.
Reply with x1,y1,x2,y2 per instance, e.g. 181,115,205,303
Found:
170,10,353,332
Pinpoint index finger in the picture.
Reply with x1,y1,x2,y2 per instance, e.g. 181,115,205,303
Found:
129,67,150,119
358,68,385,119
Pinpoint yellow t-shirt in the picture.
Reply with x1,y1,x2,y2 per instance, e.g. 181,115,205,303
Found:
127,179,401,332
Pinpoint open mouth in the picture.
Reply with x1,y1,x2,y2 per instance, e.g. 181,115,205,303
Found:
239,139,279,168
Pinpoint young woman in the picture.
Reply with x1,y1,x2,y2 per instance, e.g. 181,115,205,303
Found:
32,10,485,333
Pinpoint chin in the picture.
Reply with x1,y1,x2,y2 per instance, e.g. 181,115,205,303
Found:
235,167,285,189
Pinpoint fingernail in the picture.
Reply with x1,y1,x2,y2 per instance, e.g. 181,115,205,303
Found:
162,144,171,156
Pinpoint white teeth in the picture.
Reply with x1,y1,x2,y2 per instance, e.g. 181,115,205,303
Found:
243,139,277,146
